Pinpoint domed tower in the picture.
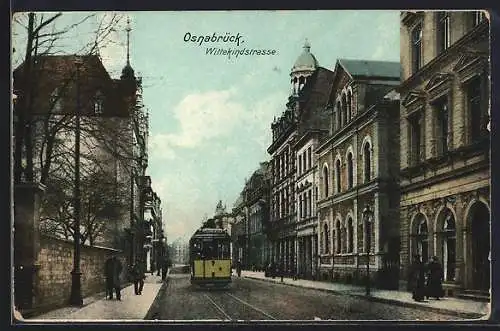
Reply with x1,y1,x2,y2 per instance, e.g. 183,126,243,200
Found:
290,39,318,96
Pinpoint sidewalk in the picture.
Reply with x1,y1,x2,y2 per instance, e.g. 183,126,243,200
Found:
22,274,165,322
239,270,490,320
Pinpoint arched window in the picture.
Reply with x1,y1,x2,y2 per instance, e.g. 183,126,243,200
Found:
94,90,104,115
323,166,329,198
347,89,352,122
324,223,329,253
347,153,353,189
347,217,354,253
342,94,348,126
335,159,341,193
299,76,306,91
364,142,371,183
442,210,456,281
336,101,342,129
416,217,429,263
335,220,341,254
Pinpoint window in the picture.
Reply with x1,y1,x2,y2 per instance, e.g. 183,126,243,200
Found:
308,189,312,217
299,194,303,219
347,218,354,253
94,91,104,115
416,217,429,263
324,223,330,253
411,23,423,74
335,221,341,254
472,11,487,27
408,111,423,166
441,211,456,281
298,155,302,174
336,101,342,129
303,191,307,218
50,88,62,113
347,153,354,189
302,153,306,173
433,97,449,155
342,94,348,125
335,159,341,193
307,147,312,170
437,12,450,54
347,90,352,122
467,76,488,142
323,166,329,197
364,142,371,183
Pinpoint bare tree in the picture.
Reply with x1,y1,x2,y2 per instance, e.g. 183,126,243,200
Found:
13,12,125,184
13,12,148,248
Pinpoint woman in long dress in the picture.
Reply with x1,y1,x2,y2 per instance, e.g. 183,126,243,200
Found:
426,256,444,299
409,254,426,302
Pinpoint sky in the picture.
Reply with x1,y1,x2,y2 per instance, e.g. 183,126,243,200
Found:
12,10,400,244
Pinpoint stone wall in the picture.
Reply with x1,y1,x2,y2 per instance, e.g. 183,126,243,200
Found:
33,234,127,313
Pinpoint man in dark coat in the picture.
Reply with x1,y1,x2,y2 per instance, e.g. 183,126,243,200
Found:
426,256,444,299
132,261,145,295
105,255,122,300
161,257,169,281
409,254,426,302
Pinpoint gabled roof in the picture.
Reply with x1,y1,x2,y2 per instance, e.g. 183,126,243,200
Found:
13,55,134,118
337,58,401,79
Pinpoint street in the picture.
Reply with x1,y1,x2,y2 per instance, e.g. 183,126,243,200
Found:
145,268,466,321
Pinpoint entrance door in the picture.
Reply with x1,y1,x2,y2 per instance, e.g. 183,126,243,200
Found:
470,202,490,291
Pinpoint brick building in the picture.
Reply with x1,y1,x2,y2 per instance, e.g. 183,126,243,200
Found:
398,11,490,298
316,59,401,289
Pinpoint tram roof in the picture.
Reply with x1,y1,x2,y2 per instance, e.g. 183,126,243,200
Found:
190,227,230,239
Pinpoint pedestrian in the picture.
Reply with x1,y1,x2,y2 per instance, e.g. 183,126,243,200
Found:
132,261,145,295
104,256,114,300
105,255,122,300
161,257,169,281
236,259,242,277
409,254,426,302
426,256,444,300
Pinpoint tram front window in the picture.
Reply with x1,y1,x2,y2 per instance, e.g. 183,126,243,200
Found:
193,240,230,259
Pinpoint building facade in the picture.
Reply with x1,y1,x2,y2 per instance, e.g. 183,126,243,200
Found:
316,58,401,289
294,130,325,279
245,162,271,271
398,11,490,296
268,41,334,275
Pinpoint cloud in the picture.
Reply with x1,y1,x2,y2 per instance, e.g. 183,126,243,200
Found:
148,88,248,160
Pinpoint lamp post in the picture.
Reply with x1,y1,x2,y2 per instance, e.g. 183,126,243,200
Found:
69,57,83,306
363,204,373,296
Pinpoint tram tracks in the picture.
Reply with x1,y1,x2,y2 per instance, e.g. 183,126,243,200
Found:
203,292,277,321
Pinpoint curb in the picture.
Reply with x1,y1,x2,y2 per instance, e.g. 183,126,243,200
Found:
144,277,169,320
244,276,486,320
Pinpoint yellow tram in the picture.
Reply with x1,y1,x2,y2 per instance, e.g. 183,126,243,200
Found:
189,228,232,287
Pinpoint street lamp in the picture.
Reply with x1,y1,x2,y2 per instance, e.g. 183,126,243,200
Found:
69,57,83,306
362,204,373,296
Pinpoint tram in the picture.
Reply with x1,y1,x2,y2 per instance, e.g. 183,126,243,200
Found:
189,227,232,287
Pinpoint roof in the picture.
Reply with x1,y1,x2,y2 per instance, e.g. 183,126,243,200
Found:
338,59,400,79
13,55,135,118
291,40,318,73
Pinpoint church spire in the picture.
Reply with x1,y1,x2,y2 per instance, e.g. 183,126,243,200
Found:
126,16,131,66
121,15,135,81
